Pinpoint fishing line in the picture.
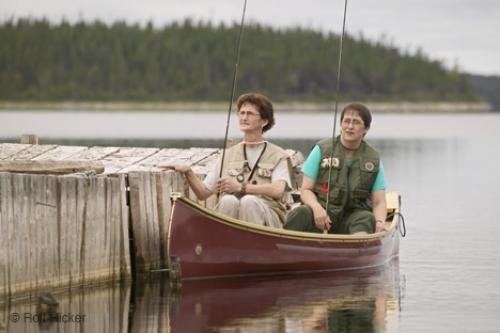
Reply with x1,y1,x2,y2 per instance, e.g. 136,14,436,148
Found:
324,0,349,231
219,0,248,179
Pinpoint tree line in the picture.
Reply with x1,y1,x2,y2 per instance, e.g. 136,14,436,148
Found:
466,74,500,110
0,18,478,102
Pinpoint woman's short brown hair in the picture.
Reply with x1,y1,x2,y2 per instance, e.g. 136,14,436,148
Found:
341,103,372,128
237,92,275,132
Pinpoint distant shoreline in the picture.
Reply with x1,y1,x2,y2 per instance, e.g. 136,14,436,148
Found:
0,101,492,113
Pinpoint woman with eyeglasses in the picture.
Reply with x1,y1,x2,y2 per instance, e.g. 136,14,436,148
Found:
284,103,388,234
159,92,292,228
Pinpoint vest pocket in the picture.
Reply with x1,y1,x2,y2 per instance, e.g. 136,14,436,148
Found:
352,188,370,200
227,168,243,177
256,167,272,178
359,160,378,189
330,187,344,205
359,170,376,189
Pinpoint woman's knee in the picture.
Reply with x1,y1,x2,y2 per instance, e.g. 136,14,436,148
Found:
217,195,240,217
347,210,375,233
239,195,261,209
284,205,315,231
219,194,239,206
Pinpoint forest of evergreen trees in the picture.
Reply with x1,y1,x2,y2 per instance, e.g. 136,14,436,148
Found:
0,18,478,102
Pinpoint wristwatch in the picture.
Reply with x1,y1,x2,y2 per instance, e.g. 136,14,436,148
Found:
239,182,247,196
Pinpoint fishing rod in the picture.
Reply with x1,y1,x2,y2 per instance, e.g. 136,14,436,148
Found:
218,0,248,179
324,0,349,232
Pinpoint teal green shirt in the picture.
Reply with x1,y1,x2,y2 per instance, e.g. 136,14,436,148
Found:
302,145,387,191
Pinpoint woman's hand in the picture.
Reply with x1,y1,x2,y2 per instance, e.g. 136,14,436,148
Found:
375,220,387,233
216,176,242,194
311,204,332,232
158,163,212,200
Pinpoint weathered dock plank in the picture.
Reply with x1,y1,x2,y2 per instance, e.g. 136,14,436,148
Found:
0,143,32,160
101,147,160,174
0,175,6,301
128,172,161,272
7,144,57,160
0,160,105,174
115,174,131,279
58,175,82,287
34,175,59,291
67,146,120,161
119,148,185,173
0,173,11,300
33,145,88,160
11,173,31,294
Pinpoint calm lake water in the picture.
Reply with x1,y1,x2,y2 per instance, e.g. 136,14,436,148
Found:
2,111,500,332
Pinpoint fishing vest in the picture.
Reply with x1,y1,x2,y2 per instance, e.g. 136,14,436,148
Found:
314,136,380,222
221,141,291,223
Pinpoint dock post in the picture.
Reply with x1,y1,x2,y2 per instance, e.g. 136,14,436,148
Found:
20,134,38,144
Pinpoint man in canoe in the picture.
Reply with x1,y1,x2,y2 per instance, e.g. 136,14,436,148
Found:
160,92,292,228
284,103,387,234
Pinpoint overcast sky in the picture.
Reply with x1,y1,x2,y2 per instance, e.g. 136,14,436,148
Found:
2,0,499,76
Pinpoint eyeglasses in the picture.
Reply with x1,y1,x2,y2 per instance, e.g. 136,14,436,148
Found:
341,118,364,127
238,110,260,118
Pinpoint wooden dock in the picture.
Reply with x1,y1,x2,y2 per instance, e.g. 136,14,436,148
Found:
0,142,303,302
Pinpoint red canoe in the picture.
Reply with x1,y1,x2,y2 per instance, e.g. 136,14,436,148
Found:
167,192,401,280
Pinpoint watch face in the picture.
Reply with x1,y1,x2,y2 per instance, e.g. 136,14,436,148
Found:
236,174,245,183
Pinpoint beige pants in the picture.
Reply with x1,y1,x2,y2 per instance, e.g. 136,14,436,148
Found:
216,194,282,228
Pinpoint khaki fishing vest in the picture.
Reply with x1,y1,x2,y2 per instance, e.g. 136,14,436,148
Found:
221,141,291,222
314,136,380,222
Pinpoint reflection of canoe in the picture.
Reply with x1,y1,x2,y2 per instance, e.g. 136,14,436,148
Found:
169,260,400,332
167,192,401,280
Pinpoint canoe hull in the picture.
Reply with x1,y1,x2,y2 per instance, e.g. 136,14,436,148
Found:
167,194,400,280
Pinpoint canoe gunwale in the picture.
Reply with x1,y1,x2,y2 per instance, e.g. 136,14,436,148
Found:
168,192,400,243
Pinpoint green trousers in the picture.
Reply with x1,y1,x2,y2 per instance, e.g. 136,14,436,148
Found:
284,205,375,234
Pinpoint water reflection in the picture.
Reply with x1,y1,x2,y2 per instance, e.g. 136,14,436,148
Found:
0,260,402,333
0,282,131,333
129,259,401,333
